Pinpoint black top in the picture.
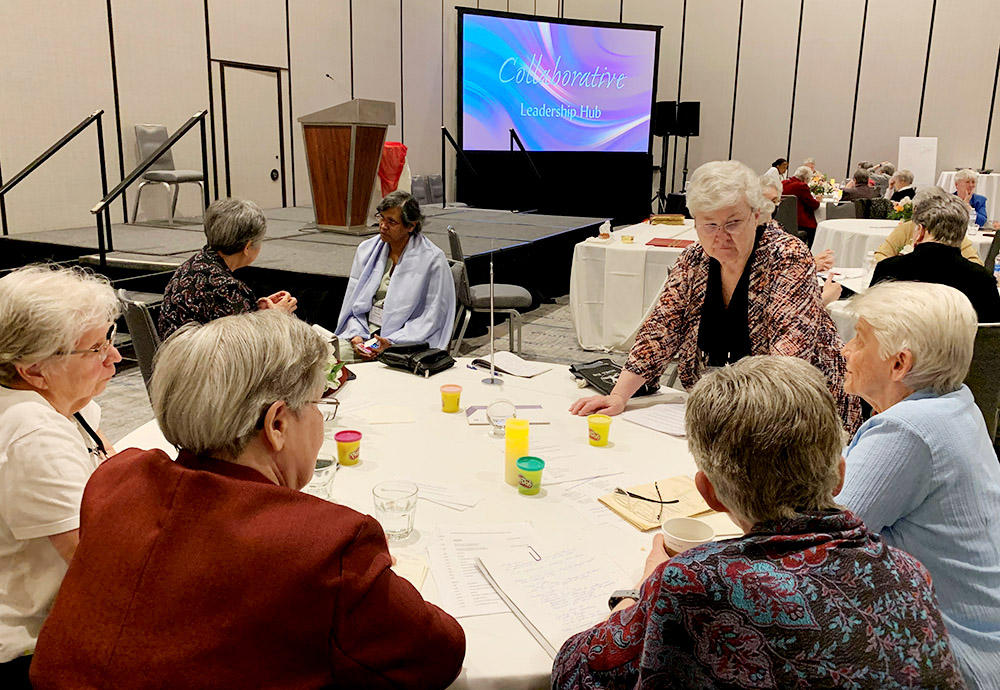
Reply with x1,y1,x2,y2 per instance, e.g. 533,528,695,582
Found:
697,226,765,366
872,242,1000,322
890,187,918,202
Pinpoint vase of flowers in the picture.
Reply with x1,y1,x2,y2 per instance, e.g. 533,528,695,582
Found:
887,200,913,221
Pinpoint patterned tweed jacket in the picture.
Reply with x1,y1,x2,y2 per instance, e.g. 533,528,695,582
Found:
624,223,861,433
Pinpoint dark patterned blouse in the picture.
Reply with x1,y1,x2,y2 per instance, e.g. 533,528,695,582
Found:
158,246,257,339
624,223,862,433
552,511,965,690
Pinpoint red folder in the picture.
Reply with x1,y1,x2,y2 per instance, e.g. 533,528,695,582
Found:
646,238,694,248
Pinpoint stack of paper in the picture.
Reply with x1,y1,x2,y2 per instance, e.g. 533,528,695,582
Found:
470,351,552,377
427,523,538,618
621,402,686,436
412,481,485,511
391,553,428,591
465,404,549,425
528,439,623,485
477,543,630,657
598,475,712,531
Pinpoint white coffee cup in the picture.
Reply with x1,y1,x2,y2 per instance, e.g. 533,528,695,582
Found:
660,517,715,553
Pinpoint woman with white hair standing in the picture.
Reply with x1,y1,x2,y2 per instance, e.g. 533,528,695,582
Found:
838,281,1000,689
0,266,121,686
30,310,465,689
571,160,861,432
953,168,989,227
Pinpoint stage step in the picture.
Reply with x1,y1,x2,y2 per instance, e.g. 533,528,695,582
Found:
78,252,183,271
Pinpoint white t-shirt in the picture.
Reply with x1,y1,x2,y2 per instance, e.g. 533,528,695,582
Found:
0,387,102,662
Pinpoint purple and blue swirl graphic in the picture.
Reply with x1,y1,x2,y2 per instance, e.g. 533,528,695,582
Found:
462,15,656,152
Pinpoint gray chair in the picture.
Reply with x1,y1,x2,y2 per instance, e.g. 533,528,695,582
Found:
825,202,856,220
775,195,799,237
427,174,445,204
984,231,1000,270
132,124,205,223
965,323,1000,443
410,175,431,205
118,289,161,391
447,228,532,355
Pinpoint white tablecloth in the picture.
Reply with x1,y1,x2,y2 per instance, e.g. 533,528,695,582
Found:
937,171,1000,222
115,359,697,690
812,218,993,267
570,220,698,351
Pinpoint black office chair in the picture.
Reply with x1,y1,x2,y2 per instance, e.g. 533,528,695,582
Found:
825,202,856,220
118,289,161,392
775,196,799,238
965,323,1000,444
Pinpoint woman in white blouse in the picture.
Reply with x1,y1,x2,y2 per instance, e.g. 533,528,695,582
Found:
0,265,120,683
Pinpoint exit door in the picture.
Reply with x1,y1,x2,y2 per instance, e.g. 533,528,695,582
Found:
220,64,286,209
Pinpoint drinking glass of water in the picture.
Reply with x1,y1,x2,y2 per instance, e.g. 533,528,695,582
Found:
372,480,418,541
485,398,517,438
302,455,338,501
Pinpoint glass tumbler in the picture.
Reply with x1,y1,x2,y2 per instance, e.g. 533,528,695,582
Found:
372,480,419,541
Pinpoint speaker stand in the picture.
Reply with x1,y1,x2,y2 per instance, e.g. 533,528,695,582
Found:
681,136,691,191
652,134,672,214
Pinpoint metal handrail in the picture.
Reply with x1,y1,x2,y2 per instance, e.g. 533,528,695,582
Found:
92,109,209,215
0,110,108,237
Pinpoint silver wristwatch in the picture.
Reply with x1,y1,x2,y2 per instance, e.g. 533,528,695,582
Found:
608,589,640,610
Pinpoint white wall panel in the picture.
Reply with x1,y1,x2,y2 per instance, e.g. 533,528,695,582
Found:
443,2,479,201
207,0,288,68
535,0,560,16
730,0,799,174
479,0,510,11
288,0,352,207
353,0,402,144
851,0,932,174
112,0,210,221
403,0,444,175
789,1,864,179
674,0,741,186
508,0,538,14
920,0,1000,173
0,0,119,234
563,0,620,23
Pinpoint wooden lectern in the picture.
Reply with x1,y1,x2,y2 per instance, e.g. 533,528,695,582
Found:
298,99,396,234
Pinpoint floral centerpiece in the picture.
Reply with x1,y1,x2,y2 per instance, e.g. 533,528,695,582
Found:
887,200,913,222
808,174,839,197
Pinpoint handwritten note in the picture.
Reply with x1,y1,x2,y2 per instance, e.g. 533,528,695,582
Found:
427,523,537,618
621,402,686,436
528,439,623,485
477,544,630,657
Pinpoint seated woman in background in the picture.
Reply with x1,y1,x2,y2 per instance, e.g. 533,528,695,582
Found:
335,191,455,361
888,168,918,202
875,187,983,264
158,198,296,339
0,266,121,685
555,356,964,689
759,176,834,273
837,281,1000,688
954,168,989,227
571,160,861,432
29,310,466,689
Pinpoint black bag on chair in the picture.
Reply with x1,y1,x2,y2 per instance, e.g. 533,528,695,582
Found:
379,343,456,377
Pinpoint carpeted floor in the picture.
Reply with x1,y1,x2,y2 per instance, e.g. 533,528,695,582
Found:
97,297,661,443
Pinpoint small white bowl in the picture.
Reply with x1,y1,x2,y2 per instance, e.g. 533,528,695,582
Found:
660,517,715,553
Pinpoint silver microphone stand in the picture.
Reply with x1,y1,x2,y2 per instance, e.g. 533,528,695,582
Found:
482,241,502,386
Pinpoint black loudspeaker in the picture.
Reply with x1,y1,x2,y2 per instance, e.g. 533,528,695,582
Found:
652,101,676,137
676,101,700,137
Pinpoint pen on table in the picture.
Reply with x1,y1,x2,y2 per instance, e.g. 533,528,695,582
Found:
467,363,501,375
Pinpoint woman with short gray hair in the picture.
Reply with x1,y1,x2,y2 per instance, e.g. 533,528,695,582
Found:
872,190,1000,321
571,160,861,432
953,168,989,227
889,168,916,201
158,197,297,339
556,355,964,688
0,265,121,681
30,310,466,688
335,190,455,360
838,281,1000,687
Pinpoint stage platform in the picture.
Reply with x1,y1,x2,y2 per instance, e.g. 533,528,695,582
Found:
1,205,607,330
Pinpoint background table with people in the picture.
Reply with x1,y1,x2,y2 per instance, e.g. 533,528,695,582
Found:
569,220,697,351
938,170,1000,222
116,358,718,690
813,218,994,267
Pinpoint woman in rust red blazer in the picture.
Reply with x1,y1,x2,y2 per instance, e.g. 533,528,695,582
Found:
782,164,821,243
30,311,465,690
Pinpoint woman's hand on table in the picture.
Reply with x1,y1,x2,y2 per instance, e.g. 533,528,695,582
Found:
568,393,626,417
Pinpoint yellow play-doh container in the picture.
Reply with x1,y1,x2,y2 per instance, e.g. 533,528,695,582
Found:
440,384,462,413
587,414,612,447
334,430,362,466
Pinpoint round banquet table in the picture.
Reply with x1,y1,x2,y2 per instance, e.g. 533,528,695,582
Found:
570,220,698,351
938,171,1000,222
812,218,994,267
115,358,701,690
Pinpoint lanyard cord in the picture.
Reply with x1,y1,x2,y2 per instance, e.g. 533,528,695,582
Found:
73,412,106,457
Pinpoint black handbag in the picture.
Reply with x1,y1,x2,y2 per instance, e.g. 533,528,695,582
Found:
378,343,456,377
569,358,657,397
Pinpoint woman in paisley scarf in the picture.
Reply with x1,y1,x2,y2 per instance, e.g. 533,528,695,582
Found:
553,355,964,690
